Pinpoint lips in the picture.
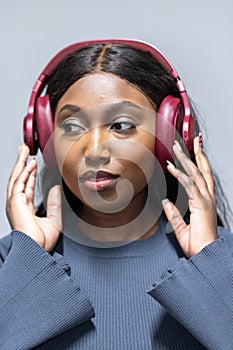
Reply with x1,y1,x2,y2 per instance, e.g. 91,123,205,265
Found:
79,170,119,191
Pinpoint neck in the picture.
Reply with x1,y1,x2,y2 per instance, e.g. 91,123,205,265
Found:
63,190,161,243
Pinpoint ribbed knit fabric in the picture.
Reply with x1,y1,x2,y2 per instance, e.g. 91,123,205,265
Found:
1,217,233,349
36,217,206,350
0,232,94,350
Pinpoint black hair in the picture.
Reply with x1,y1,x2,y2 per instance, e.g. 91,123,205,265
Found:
38,43,232,228
47,44,180,114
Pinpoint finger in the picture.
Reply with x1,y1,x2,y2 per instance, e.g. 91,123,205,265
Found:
9,158,37,200
162,199,187,240
25,165,37,213
7,145,30,197
173,141,210,196
46,185,62,232
194,135,215,197
167,160,201,200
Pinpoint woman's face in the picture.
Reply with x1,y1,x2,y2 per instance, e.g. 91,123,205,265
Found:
53,72,156,213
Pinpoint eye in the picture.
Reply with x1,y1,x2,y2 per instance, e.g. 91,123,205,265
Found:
110,122,136,132
59,121,85,136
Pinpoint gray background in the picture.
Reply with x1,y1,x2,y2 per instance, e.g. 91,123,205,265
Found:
1,0,233,238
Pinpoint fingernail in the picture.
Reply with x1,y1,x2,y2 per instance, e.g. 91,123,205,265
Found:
162,198,170,206
166,160,176,169
174,140,182,151
198,132,203,146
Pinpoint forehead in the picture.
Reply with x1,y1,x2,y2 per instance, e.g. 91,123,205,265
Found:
55,72,154,111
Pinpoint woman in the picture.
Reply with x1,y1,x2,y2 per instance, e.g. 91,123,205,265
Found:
1,39,233,349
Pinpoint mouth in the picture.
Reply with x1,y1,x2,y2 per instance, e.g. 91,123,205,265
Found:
79,170,120,191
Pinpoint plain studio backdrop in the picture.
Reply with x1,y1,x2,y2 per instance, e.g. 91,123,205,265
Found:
0,0,233,237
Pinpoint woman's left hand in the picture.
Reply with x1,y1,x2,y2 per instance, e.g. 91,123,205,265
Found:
162,135,218,258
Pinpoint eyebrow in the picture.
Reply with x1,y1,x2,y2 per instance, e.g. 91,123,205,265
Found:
58,101,142,116
105,101,142,112
58,104,81,114
55,100,150,126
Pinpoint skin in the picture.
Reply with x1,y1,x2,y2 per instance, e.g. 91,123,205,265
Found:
53,73,158,242
165,138,218,257
6,72,218,255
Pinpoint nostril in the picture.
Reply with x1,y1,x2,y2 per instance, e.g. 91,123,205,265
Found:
85,151,110,166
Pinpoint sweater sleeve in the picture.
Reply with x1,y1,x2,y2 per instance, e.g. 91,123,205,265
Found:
0,231,95,350
148,228,233,350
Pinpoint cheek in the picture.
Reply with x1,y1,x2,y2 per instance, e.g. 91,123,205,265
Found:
54,132,69,172
54,132,82,172
138,133,156,179
120,135,156,185
54,139,83,192
60,154,85,202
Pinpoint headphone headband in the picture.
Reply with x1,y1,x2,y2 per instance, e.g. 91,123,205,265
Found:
29,38,191,122
42,39,176,77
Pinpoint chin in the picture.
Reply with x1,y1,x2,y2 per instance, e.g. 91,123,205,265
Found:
82,193,134,214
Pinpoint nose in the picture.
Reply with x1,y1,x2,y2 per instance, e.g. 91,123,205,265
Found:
84,127,111,167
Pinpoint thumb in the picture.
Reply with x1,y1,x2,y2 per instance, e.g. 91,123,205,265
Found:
47,185,62,232
162,199,187,240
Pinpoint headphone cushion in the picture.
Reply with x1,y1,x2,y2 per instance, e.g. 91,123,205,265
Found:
23,112,38,155
156,95,183,170
35,94,57,167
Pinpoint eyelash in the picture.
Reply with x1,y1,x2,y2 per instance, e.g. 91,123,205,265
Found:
110,122,136,132
59,120,136,136
59,123,85,135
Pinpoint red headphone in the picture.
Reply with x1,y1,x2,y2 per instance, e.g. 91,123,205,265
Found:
23,38,196,169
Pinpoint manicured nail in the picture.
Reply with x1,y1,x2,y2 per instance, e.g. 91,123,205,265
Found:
174,140,182,151
166,160,176,169
162,198,170,206
198,132,203,146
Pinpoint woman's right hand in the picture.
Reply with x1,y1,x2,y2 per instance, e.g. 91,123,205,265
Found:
6,145,62,252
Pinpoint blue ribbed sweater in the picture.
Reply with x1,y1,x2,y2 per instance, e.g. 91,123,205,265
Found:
1,216,233,349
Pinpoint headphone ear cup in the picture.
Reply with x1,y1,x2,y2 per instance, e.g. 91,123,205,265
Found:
23,111,38,155
35,94,57,167
183,112,196,158
155,95,184,170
